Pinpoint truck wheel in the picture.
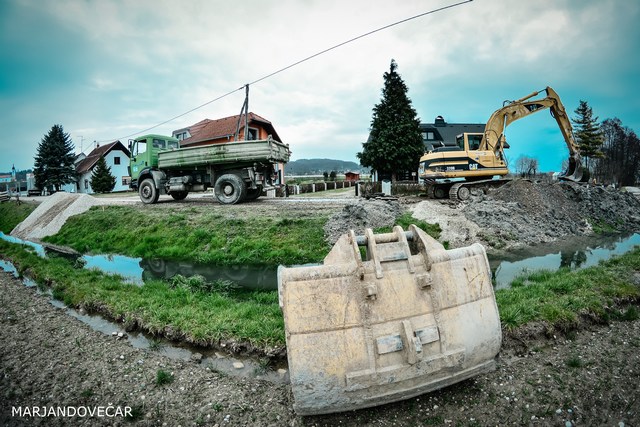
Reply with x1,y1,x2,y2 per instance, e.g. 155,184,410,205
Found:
214,174,246,204
170,191,188,201
245,185,263,201
139,178,159,204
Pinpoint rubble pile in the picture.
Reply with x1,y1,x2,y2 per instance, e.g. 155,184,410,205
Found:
465,180,640,249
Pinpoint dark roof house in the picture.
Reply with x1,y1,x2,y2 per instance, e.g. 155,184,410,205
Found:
173,112,282,148
420,116,485,152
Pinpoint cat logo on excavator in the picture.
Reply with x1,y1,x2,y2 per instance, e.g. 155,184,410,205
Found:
278,225,501,415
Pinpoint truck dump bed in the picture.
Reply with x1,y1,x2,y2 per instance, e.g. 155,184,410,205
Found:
158,138,290,169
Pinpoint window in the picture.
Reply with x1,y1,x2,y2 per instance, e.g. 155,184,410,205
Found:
113,156,120,165
468,135,482,151
122,176,131,186
152,139,165,149
84,179,89,190
175,131,189,141
423,131,435,140
247,127,259,140
167,140,179,149
134,140,147,156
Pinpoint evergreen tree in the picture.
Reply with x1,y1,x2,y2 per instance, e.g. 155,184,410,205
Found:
33,124,76,191
572,100,603,173
357,60,424,181
90,157,116,193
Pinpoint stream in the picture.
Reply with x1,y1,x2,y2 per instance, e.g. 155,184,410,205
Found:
1,231,639,380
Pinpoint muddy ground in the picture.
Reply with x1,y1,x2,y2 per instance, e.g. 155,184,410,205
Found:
2,182,640,425
1,271,639,426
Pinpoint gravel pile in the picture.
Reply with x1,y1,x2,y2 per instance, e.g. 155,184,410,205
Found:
323,199,404,244
466,180,640,249
10,192,103,241
413,180,640,251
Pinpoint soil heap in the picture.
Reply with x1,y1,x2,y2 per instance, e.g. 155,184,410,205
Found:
414,180,640,251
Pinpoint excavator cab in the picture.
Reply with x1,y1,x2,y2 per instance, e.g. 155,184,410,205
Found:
278,225,502,415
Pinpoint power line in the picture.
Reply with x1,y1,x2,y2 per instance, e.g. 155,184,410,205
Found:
102,0,473,143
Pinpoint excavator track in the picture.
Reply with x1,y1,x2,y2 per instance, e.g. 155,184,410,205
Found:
428,179,512,201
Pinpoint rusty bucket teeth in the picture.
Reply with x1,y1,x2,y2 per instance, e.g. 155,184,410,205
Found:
278,225,502,415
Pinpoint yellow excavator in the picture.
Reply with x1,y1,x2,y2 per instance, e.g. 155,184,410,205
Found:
418,86,583,200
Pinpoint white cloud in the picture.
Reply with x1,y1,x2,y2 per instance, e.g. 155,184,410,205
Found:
1,0,639,172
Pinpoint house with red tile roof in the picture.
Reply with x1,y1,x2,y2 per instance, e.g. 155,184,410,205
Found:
63,141,131,194
172,112,283,147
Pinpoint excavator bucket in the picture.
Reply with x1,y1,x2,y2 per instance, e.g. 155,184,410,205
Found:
560,154,584,182
278,225,502,415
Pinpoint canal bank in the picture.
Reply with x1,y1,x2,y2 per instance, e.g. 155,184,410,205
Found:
2,268,639,426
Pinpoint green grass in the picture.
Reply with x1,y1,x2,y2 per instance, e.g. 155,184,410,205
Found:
496,249,640,329
0,239,285,347
2,201,639,353
0,201,36,233
42,205,329,266
155,369,174,386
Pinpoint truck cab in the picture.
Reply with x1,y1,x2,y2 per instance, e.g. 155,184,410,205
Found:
129,135,180,187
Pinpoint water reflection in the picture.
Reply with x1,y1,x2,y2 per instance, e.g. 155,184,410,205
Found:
140,259,277,290
489,232,640,289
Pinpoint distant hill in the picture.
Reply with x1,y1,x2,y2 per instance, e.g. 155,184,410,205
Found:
285,159,367,175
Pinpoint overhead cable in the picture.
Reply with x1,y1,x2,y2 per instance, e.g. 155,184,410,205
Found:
102,0,473,142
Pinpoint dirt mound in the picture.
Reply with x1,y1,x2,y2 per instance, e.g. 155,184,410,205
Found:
11,192,103,241
324,199,404,244
465,180,640,249
412,180,640,251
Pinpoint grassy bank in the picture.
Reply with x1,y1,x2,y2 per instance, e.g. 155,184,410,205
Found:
43,205,330,265
1,202,639,353
496,250,640,329
0,239,284,347
0,201,36,233
2,236,639,351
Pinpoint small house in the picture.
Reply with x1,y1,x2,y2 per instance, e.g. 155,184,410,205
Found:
345,171,360,182
72,141,131,194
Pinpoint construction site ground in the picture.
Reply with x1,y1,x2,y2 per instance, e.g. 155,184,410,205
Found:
2,180,640,426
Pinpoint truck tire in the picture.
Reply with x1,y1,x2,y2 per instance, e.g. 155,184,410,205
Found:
170,191,188,201
245,185,263,201
214,174,246,205
139,178,159,204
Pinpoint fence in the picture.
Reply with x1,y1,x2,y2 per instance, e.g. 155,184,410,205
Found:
270,180,423,198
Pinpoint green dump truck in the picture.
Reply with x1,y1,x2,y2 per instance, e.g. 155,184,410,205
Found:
129,134,290,204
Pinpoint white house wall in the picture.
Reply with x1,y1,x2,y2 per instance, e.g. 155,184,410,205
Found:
71,149,131,194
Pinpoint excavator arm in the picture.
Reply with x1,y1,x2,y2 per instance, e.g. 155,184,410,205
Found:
481,86,583,181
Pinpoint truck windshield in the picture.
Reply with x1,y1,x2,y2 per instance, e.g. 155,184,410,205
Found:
135,140,147,155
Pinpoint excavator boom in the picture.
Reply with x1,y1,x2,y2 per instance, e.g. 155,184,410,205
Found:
419,86,584,200
482,86,582,182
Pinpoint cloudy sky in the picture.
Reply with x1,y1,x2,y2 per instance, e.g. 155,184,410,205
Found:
1,0,639,174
